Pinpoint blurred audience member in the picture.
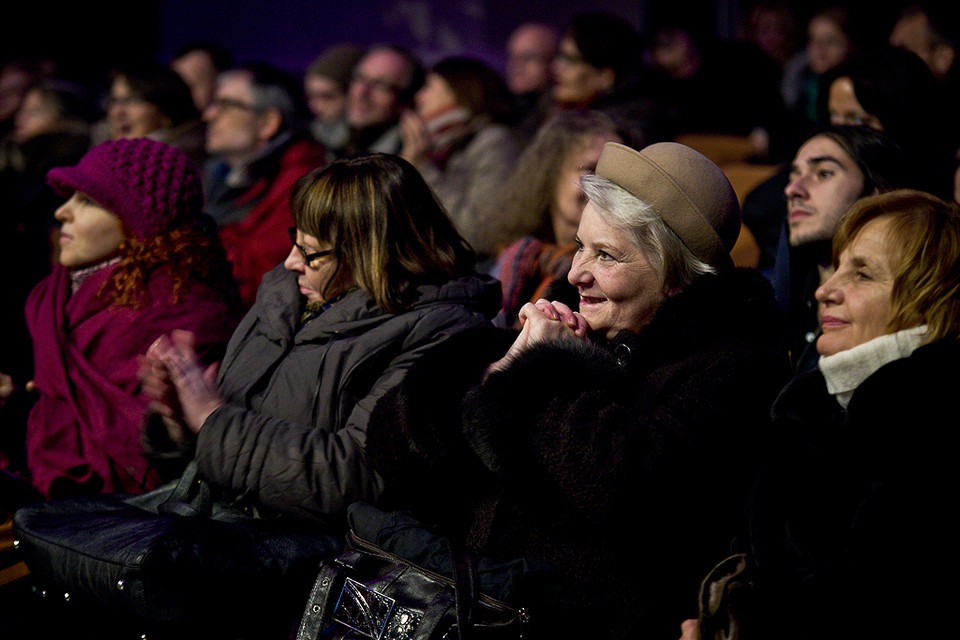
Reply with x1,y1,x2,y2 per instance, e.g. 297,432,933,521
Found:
202,63,324,308
104,64,206,168
0,80,96,398
303,43,363,159
492,110,624,326
342,45,423,157
504,21,558,138
780,6,863,145
648,12,785,159
824,46,958,199
400,56,518,259
0,58,52,138
549,12,673,147
171,41,233,112
889,2,958,83
741,1,801,69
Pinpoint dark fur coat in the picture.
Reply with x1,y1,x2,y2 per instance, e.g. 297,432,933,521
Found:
367,268,789,639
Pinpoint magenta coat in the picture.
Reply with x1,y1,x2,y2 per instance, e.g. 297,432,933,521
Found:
20,263,237,497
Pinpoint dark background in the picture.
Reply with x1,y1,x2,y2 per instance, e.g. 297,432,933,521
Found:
3,0,901,86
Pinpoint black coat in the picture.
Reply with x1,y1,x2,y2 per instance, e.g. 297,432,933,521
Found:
368,269,788,639
744,338,960,640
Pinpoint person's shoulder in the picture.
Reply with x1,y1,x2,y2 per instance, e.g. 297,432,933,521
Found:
410,273,502,317
857,338,960,403
278,136,326,170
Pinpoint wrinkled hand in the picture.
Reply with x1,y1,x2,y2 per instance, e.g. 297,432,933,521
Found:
399,109,429,164
140,330,223,434
487,299,590,375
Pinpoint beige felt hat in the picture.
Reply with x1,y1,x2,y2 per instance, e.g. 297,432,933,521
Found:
595,141,740,270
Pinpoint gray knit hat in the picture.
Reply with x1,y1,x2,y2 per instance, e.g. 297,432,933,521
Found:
595,142,740,270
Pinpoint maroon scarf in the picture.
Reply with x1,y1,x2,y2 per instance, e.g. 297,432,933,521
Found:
21,263,236,497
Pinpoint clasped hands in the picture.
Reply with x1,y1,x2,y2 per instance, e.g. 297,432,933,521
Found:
487,299,590,375
137,329,224,439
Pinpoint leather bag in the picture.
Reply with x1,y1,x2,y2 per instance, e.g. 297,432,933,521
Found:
296,527,529,640
11,462,340,631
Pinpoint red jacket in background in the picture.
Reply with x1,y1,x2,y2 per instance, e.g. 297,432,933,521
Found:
217,139,325,308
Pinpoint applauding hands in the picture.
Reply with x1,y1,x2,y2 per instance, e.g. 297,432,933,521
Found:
138,330,224,438
487,299,590,375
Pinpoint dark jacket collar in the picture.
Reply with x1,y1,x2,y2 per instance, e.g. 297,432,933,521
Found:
253,265,500,342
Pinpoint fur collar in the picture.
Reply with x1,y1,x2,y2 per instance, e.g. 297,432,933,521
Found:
600,268,781,374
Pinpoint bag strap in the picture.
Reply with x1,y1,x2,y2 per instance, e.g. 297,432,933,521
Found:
449,540,479,640
157,460,213,517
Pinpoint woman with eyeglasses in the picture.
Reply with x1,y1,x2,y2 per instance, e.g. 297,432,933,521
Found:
139,153,499,521
103,63,205,169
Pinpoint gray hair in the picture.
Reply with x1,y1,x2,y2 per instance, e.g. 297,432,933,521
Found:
580,174,715,292
218,66,300,133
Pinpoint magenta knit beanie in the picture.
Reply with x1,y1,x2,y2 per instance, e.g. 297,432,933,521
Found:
47,138,203,241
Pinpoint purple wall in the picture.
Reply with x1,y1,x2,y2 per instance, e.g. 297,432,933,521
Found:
154,0,647,77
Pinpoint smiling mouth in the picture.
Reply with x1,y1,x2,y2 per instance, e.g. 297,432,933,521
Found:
578,294,606,306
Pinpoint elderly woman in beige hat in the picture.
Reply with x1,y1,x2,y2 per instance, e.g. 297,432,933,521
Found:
365,141,789,639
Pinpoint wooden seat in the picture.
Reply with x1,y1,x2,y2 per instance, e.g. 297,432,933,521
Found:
675,133,756,166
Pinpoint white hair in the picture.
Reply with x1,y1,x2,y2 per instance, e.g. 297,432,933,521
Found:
580,174,715,292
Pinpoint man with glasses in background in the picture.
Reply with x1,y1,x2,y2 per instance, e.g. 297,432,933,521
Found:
203,63,325,308
341,45,424,157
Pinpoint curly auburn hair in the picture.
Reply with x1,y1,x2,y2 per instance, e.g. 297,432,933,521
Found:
104,219,238,309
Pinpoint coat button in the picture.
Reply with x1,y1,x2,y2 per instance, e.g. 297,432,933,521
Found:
613,343,632,367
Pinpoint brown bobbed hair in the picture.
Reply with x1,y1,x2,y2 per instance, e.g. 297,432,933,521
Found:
290,154,476,312
834,189,960,343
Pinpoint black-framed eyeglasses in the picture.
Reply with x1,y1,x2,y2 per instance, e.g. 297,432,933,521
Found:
350,71,403,95
289,227,333,265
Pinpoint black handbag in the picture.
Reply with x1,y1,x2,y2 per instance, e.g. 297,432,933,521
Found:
296,527,529,640
12,461,340,635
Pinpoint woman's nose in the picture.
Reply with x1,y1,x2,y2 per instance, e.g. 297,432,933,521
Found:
567,252,589,286
54,202,70,223
283,245,304,272
815,271,840,304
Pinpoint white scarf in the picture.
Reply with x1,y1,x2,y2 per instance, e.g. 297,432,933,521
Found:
818,325,928,408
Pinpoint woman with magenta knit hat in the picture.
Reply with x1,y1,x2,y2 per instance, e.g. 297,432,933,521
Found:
0,138,239,499
366,141,789,638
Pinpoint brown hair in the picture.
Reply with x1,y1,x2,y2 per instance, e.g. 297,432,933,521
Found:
834,189,960,343
106,220,238,309
429,57,512,122
495,110,623,243
290,154,475,312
